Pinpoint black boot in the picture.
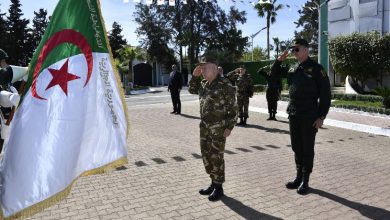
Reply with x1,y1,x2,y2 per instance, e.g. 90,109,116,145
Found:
297,173,310,195
267,113,272,120
271,113,277,120
208,183,224,201
199,182,215,195
285,171,303,189
243,117,247,126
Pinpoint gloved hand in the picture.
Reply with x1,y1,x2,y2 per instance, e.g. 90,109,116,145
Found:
0,87,20,107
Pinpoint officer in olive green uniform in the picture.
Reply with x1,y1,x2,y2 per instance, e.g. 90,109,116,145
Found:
271,39,331,195
227,67,253,126
189,56,237,201
258,65,285,120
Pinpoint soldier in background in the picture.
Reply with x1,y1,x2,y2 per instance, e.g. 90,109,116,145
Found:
227,66,253,126
0,48,21,153
258,65,285,120
188,55,237,201
271,39,331,195
168,64,183,114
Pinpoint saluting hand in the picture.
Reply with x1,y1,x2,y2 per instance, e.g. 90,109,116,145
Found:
277,50,289,62
193,65,202,77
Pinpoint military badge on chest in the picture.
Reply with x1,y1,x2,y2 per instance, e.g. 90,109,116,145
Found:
304,67,313,78
289,63,299,73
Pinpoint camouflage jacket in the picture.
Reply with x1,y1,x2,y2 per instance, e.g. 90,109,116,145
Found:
271,57,331,119
226,72,254,97
188,75,238,130
235,74,253,97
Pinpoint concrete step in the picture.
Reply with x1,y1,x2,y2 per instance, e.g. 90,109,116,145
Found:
332,86,345,94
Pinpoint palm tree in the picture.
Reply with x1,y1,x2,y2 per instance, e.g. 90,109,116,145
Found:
272,37,280,58
254,0,284,59
115,46,144,89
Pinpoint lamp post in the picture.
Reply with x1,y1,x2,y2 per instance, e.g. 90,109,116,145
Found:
314,0,330,73
250,26,267,61
305,0,330,72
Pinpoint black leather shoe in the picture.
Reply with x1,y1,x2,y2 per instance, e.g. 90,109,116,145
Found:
170,111,176,114
208,185,224,201
199,184,214,195
175,112,181,115
286,176,302,189
267,117,272,120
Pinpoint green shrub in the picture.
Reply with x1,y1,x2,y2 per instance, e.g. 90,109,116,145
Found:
332,93,383,102
374,86,390,109
329,32,384,85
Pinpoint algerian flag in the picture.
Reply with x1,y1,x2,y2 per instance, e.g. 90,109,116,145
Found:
0,0,128,219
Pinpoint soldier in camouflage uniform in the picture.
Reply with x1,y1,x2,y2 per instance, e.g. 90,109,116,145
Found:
188,56,237,201
227,66,253,126
271,39,331,195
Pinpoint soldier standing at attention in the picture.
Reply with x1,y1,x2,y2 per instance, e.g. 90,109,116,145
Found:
188,55,237,201
227,66,253,126
258,65,284,121
271,39,331,195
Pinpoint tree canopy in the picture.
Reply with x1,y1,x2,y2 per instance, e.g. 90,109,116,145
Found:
294,0,319,54
108,22,128,59
133,0,248,70
254,0,284,59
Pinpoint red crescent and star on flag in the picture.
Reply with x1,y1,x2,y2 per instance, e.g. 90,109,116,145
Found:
31,29,94,100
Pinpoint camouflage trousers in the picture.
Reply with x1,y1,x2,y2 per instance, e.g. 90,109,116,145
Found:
237,95,249,117
199,122,226,184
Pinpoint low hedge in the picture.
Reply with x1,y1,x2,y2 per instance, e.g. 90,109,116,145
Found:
281,93,383,102
332,93,383,102
332,103,390,115
279,94,389,115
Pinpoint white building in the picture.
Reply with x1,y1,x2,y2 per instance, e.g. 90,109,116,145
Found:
328,0,390,90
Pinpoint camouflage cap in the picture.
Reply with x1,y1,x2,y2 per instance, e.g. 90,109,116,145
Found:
0,48,8,60
199,51,219,65
289,39,309,48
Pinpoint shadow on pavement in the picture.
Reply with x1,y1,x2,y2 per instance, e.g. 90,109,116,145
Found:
245,124,290,134
178,113,200,120
221,195,283,220
311,188,390,219
270,119,289,124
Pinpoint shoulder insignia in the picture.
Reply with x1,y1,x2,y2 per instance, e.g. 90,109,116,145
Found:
320,69,327,77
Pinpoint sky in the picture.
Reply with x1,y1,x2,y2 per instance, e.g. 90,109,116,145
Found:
0,0,308,50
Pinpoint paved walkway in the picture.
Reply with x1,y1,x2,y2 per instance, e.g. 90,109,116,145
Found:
27,91,390,220
249,94,390,136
